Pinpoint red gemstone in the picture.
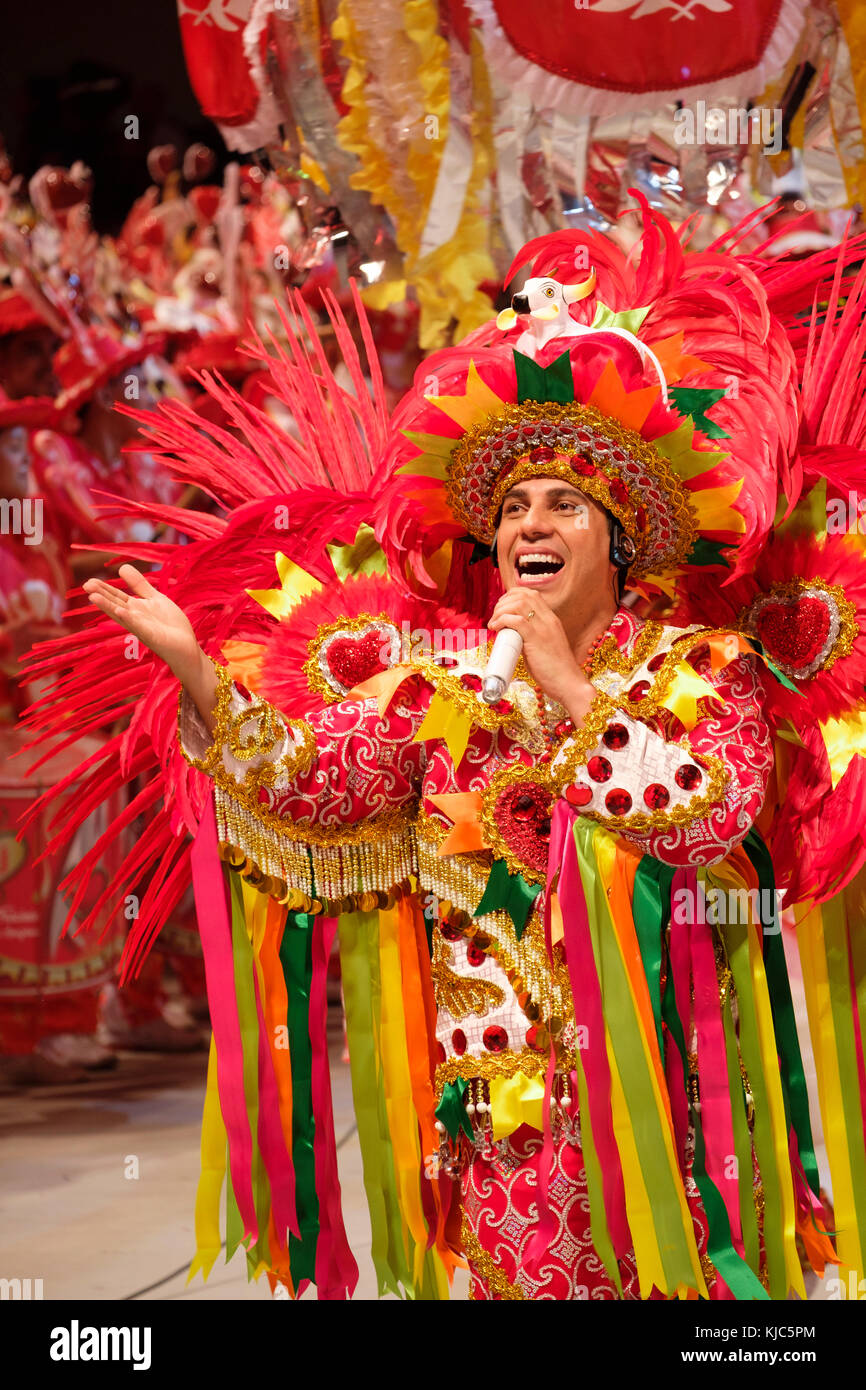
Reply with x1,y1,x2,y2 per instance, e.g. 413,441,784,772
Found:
483,1025,508,1053
602,722,629,751
529,446,556,463
234,681,251,701
512,792,537,822
610,478,629,506
466,944,486,967
565,783,593,807
452,1029,467,1055
437,1041,447,1062
480,450,493,465
440,922,463,942
605,788,633,815
647,653,666,672
587,755,613,783
628,680,651,702
675,763,703,791
525,1026,547,1053
636,506,647,531
571,455,596,476
505,429,520,441
539,423,554,435
536,817,552,842
554,719,574,740
644,783,670,810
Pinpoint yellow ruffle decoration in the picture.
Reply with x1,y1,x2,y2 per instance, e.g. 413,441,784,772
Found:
331,0,495,346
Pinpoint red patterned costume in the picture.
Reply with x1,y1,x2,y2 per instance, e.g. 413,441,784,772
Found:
23,202,866,1298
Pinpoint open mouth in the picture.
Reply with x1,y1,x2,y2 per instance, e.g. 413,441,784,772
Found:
515,552,565,581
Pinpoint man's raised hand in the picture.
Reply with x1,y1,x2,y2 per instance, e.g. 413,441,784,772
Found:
83,564,201,682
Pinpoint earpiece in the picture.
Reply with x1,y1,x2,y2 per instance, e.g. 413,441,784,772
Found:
609,521,636,569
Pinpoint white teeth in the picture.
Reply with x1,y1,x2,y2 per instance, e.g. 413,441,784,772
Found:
518,553,561,565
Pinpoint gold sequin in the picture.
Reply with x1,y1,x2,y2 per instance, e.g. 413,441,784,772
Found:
460,1215,525,1300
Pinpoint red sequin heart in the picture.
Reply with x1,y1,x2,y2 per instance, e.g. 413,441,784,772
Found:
754,596,831,672
493,780,554,875
327,629,390,689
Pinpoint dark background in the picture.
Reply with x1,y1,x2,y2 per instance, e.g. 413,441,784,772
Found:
1,0,228,233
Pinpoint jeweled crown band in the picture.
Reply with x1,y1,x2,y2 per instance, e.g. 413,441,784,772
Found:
446,400,699,578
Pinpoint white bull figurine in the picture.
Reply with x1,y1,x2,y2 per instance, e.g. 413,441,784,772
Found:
496,271,668,401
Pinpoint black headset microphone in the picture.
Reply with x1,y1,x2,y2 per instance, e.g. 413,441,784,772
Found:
480,519,635,705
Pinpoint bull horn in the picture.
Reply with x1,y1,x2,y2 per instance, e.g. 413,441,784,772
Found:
563,268,597,303
496,307,518,331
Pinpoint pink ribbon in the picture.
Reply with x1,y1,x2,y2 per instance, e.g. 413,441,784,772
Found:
190,796,257,1242
310,915,359,1300
546,802,629,1257
688,885,744,1254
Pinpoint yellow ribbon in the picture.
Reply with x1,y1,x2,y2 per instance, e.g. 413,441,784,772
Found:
378,905,430,1288
818,709,866,789
414,689,473,767
658,661,724,730
187,1034,228,1283
795,900,865,1281
489,1073,545,1141
246,552,323,621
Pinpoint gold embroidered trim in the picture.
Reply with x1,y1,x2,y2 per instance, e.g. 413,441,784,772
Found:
302,613,400,704
435,1047,576,1089
213,785,418,903
586,620,664,682
430,935,505,1019
410,655,529,736
460,1214,525,1300
179,659,318,796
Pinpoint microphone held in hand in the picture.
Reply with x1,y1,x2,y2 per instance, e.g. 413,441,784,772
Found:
481,627,523,704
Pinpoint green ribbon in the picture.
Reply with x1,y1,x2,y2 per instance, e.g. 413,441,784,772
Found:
224,1164,244,1264
591,302,651,335
685,537,731,569
746,640,800,693
669,386,730,439
514,348,575,404
279,910,319,1287
632,858,675,1059
743,829,820,1195
474,858,541,939
660,968,768,1300
338,909,412,1298
435,1078,472,1142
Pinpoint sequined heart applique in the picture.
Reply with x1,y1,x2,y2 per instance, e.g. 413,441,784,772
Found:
480,765,554,882
309,617,402,698
749,591,834,678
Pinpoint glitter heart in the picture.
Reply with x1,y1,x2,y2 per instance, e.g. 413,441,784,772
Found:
753,596,831,673
491,779,554,876
326,629,390,690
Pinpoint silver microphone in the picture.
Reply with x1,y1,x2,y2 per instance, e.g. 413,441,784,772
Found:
481,628,523,704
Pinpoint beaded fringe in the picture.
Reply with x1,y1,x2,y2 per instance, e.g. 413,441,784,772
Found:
214,785,418,911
